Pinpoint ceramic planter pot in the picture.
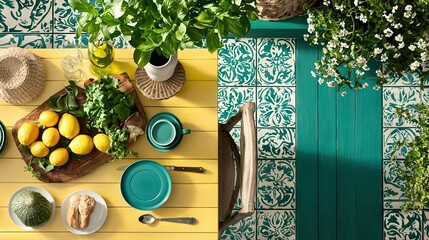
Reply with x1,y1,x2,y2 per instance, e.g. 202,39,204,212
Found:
144,53,178,82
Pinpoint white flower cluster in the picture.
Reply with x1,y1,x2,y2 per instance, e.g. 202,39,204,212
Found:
304,0,429,92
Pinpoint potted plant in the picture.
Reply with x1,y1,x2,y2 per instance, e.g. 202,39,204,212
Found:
304,0,429,94
70,0,257,78
394,103,429,210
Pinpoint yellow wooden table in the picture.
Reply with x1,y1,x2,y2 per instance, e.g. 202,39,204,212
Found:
0,49,218,239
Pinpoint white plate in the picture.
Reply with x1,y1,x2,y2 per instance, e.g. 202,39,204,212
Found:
8,186,55,230
61,190,108,235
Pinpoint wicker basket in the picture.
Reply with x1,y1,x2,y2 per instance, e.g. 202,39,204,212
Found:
257,0,319,21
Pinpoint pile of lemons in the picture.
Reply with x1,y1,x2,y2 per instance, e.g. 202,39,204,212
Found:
17,110,111,167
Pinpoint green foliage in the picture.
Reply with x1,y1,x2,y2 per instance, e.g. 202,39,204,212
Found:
69,0,257,66
394,103,429,210
47,81,84,117
83,75,137,159
305,0,429,92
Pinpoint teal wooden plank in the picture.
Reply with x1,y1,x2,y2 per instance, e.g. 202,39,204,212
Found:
318,74,338,240
296,38,319,240
356,80,382,239
337,89,357,239
246,16,308,38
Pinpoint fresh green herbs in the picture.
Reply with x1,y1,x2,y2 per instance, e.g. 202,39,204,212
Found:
83,76,137,159
69,0,257,66
394,103,429,210
48,81,84,117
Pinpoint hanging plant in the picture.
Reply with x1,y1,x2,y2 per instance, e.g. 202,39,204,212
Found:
394,103,429,210
304,0,429,93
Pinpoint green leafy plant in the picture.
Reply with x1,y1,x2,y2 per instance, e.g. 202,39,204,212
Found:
394,103,429,210
83,75,137,159
305,0,429,94
70,0,257,66
47,81,84,117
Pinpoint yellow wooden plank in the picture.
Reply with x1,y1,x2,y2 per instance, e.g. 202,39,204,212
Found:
0,81,217,107
178,49,217,60
0,159,218,183
0,207,217,233
41,58,217,81
0,106,34,125
0,106,217,131
0,233,218,240
2,128,217,159
0,183,217,208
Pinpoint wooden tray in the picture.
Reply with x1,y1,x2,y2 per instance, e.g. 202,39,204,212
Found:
11,73,147,183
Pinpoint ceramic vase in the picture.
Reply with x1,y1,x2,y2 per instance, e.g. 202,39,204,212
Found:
144,52,178,81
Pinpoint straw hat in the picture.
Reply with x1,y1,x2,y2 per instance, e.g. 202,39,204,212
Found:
135,62,185,100
0,47,45,104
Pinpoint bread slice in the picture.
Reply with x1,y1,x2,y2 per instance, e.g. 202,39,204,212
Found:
66,195,80,229
78,195,96,229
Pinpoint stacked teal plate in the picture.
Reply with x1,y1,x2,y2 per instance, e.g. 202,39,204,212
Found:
145,112,190,152
120,160,172,210
0,120,7,156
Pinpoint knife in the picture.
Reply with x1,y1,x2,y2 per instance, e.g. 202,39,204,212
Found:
164,166,205,173
116,165,205,173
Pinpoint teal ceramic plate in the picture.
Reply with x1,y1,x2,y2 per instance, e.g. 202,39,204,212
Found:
0,120,7,156
120,160,172,210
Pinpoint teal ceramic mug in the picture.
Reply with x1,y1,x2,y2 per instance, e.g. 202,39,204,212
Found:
146,112,191,151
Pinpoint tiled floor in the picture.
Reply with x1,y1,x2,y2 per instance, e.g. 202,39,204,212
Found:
217,38,296,239
382,73,429,240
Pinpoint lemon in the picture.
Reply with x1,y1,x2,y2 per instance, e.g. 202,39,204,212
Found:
69,134,94,155
30,141,49,158
17,122,40,146
93,133,110,153
38,110,59,127
58,113,80,139
42,128,60,147
49,148,69,166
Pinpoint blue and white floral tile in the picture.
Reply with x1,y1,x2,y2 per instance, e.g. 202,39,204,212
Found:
424,211,429,240
257,87,295,127
54,0,79,33
383,160,406,209
218,38,256,87
384,210,422,240
218,87,256,124
53,34,132,49
0,0,52,33
384,71,422,87
383,128,419,160
257,128,295,159
0,34,52,48
54,34,86,48
421,88,429,104
257,210,296,240
383,87,420,128
220,212,256,240
257,38,295,86
257,160,295,209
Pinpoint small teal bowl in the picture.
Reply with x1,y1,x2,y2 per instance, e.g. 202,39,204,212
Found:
120,160,172,210
0,120,7,156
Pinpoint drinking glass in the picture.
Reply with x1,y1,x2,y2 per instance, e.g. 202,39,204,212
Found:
88,40,115,76
60,39,84,82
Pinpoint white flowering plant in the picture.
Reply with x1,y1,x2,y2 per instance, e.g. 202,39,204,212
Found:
304,0,429,92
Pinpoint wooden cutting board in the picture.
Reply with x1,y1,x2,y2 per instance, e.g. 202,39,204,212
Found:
11,73,147,183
